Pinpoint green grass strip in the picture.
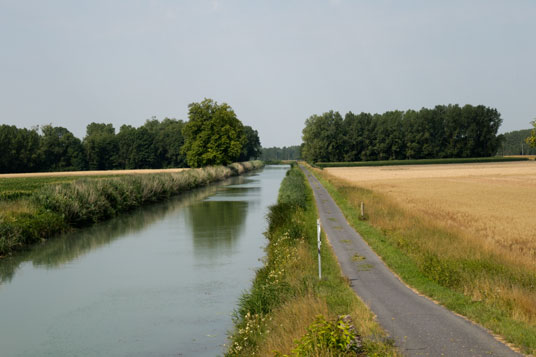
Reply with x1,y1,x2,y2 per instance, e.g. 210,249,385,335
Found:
227,165,399,356
311,169,536,355
315,156,528,168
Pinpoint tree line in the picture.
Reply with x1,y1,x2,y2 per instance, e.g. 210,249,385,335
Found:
260,146,301,161
0,99,261,173
498,128,536,156
302,104,503,163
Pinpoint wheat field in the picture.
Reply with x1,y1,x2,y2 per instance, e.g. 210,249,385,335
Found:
319,161,536,347
326,161,536,261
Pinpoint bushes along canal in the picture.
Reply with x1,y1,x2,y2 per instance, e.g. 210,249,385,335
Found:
0,161,263,256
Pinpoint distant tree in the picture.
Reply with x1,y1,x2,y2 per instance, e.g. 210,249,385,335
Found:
301,104,504,163
301,111,344,163
38,125,86,171
260,146,301,161
239,126,261,161
152,118,187,168
116,125,137,169
526,120,536,149
132,126,157,168
0,125,40,173
501,130,524,156
342,112,370,161
116,125,157,169
83,123,118,170
181,99,245,167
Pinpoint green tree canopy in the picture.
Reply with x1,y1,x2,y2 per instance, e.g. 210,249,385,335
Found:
181,99,246,167
83,123,118,170
239,125,261,161
0,125,40,173
301,111,344,163
39,125,86,171
526,120,536,149
302,104,504,163
152,118,187,168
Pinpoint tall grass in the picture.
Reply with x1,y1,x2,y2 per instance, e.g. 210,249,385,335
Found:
226,165,400,356
0,161,263,256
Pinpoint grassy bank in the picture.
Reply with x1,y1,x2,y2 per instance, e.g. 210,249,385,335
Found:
310,165,536,355
0,161,263,256
226,165,400,356
314,156,528,168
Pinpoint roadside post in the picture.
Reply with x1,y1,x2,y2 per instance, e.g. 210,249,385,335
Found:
317,218,322,279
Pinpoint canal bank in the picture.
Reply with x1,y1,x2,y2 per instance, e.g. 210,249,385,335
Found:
1,161,263,256
0,165,289,356
226,164,400,356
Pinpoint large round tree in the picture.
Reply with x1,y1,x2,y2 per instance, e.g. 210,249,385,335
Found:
181,99,246,167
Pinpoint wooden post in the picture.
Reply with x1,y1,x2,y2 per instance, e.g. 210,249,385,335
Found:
317,219,322,280
360,201,365,219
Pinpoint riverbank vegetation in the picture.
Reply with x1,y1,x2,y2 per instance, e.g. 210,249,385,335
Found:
0,99,261,173
302,104,503,163
312,162,536,354
226,165,400,356
0,161,263,256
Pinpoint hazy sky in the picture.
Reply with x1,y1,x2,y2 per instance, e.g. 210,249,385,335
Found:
1,1,535,147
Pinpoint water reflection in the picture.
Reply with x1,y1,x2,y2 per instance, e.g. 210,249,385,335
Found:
0,176,245,285
0,166,289,357
187,200,249,256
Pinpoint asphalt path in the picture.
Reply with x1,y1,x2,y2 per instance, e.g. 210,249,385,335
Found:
300,165,519,356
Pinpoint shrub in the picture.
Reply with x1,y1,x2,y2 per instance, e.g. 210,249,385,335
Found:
282,315,362,356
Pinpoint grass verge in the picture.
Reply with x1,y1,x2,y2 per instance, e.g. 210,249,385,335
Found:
0,161,263,256
314,156,528,168
310,165,536,355
226,164,400,356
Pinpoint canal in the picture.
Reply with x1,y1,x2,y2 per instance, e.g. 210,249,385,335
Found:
0,165,289,356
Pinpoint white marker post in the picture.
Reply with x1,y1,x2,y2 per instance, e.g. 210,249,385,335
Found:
317,218,322,280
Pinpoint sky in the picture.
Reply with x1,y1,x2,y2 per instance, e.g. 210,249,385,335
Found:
1,0,535,148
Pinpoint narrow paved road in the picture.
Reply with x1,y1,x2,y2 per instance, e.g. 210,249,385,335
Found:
300,165,519,357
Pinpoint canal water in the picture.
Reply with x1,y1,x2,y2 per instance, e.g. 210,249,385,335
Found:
0,165,289,356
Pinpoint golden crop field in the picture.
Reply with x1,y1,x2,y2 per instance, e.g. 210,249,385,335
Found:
318,161,536,352
326,161,536,262
318,160,536,346
0,168,188,178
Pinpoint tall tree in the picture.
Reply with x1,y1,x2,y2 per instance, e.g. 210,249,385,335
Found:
0,125,40,173
39,125,86,171
152,118,187,168
301,111,344,163
116,125,157,169
181,99,245,167
83,123,118,170
239,126,262,161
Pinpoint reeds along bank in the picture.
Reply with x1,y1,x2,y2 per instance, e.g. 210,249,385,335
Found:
0,161,263,256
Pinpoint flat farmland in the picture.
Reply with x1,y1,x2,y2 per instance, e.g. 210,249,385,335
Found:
326,161,536,260
318,160,536,347
0,168,188,179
